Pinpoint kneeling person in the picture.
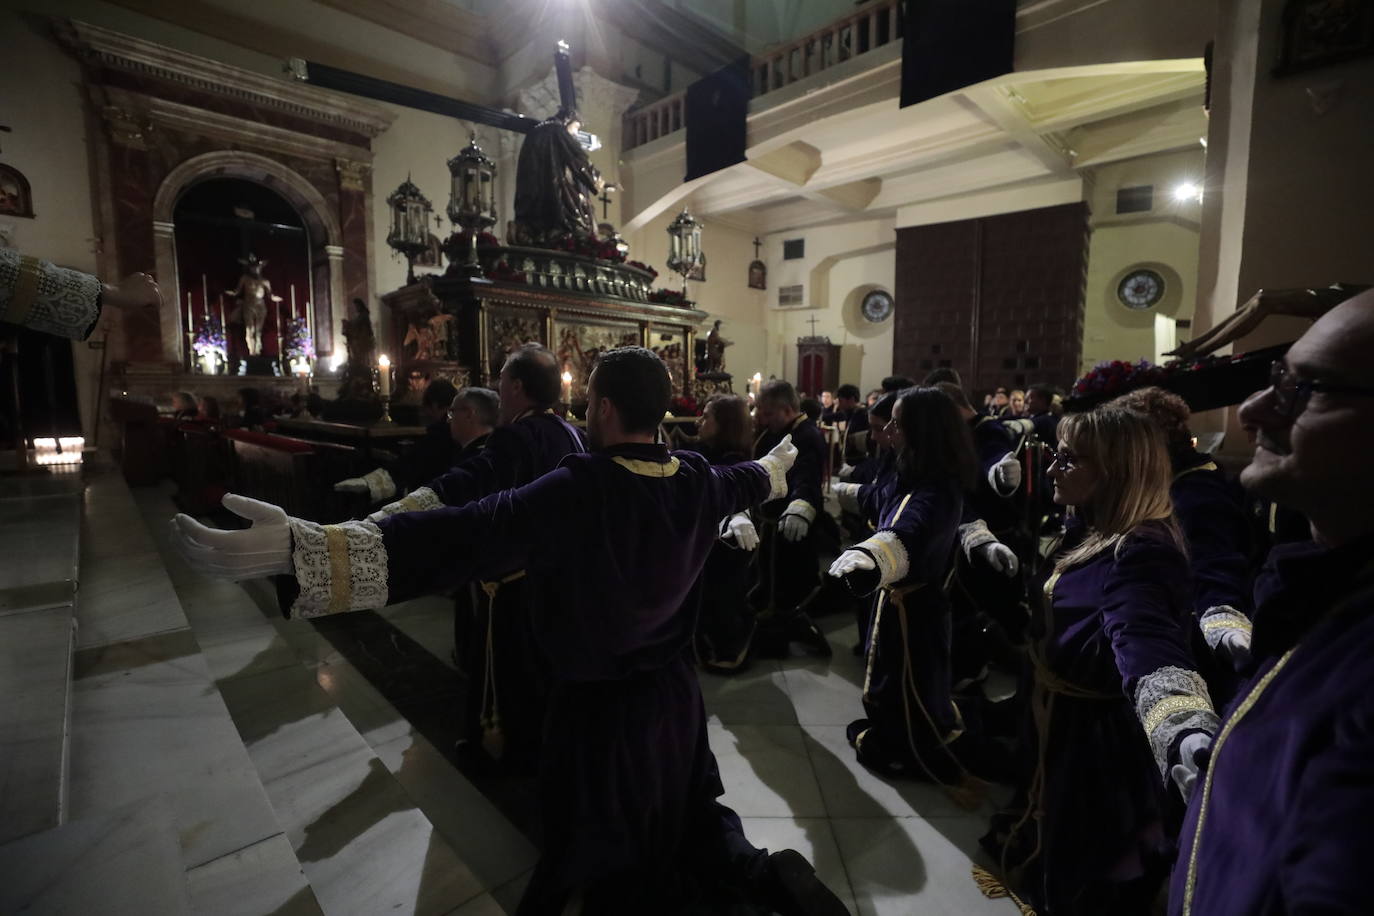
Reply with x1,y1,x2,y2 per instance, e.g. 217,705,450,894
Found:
170,348,847,916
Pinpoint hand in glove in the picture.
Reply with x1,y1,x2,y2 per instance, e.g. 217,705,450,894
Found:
837,463,856,481
992,452,1022,492
725,513,760,551
778,512,811,542
828,549,876,578
333,467,396,502
974,541,1019,577
1218,630,1252,670
756,435,798,499
170,494,292,581
1170,732,1213,799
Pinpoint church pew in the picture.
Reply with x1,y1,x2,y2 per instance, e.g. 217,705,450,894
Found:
106,396,170,486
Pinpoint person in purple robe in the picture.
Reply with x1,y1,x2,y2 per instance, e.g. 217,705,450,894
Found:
1169,289,1374,916
361,343,586,770
829,387,1012,792
750,379,832,657
976,406,1218,916
169,347,851,916
1109,386,1255,706
688,394,764,673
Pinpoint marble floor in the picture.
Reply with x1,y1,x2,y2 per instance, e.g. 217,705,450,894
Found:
0,469,1018,915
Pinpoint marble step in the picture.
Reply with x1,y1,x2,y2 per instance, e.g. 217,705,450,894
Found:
0,603,76,845
0,481,82,847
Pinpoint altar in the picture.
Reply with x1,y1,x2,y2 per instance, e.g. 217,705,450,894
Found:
382,248,706,406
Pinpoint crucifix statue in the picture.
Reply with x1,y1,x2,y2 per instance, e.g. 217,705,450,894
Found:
226,254,282,357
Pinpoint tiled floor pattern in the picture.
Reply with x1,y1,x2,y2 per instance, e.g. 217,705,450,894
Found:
4,473,1017,915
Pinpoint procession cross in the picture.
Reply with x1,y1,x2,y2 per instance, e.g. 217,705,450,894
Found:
806,316,820,336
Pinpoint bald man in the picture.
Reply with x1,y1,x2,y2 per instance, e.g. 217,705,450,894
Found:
1170,290,1374,915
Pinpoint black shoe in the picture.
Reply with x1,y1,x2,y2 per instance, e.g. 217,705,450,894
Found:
765,849,851,916
788,612,832,658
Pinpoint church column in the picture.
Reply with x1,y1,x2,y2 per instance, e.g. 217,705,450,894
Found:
100,104,165,365
325,244,347,358
151,220,183,366
335,158,373,351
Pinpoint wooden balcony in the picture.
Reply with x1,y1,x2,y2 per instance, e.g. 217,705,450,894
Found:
622,0,902,152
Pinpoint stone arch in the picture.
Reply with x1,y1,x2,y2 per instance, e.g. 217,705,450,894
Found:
152,151,344,366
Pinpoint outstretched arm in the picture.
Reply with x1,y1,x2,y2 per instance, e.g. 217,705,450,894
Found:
1,248,160,340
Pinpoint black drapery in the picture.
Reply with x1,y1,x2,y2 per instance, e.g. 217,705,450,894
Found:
901,0,1016,108
684,57,752,183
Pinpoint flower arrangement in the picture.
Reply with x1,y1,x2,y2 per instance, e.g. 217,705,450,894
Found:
282,317,315,362
626,260,659,279
1070,359,1164,398
668,395,700,417
192,318,227,358
551,234,628,263
647,288,694,307
484,260,527,284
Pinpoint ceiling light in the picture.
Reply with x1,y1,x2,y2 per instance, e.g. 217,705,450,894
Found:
1174,182,1202,203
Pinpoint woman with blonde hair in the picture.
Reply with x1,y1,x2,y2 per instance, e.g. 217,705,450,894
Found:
977,406,1218,916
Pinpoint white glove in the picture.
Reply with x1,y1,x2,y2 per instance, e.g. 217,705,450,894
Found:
333,467,396,502
1170,732,1213,799
974,541,1019,577
170,494,292,581
756,434,798,500
1218,630,1252,669
828,549,876,578
838,463,856,481
992,452,1022,492
725,513,760,551
778,512,811,542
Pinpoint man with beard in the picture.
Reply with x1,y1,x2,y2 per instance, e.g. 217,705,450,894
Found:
170,348,848,916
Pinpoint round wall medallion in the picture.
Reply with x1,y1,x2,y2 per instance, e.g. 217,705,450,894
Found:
861,289,894,323
1117,268,1166,310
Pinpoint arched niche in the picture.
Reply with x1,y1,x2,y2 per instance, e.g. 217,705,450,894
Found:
152,151,345,369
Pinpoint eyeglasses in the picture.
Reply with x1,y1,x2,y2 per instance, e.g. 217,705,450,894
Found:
1045,448,1080,471
1267,360,1374,419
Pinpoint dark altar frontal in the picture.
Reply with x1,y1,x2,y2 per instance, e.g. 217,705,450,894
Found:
383,247,707,404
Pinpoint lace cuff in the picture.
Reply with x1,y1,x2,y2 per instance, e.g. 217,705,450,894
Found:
783,498,817,523
1133,665,1219,779
362,468,397,502
366,485,443,522
0,249,103,340
855,530,909,587
287,517,389,618
754,455,790,501
958,518,997,560
1199,605,1253,651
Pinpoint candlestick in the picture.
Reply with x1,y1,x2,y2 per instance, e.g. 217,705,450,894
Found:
185,290,195,366
378,354,391,398
202,274,210,327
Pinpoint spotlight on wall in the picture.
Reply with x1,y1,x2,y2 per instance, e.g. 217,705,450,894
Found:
1174,182,1203,203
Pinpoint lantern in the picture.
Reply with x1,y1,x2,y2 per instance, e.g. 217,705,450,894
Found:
447,134,498,277
386,176,433,284
666,207,703,297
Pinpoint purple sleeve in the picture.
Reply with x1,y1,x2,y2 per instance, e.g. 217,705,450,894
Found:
786,425,826,512
378,466,578,602
1280,706,1374,911
1173,475,1253,616
1101,533,1198,694
708,458,772,519
423,424,529,507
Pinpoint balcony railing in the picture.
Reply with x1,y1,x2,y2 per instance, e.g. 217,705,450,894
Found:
623,0,903,152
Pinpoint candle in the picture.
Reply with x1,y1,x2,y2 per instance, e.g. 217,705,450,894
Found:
202,274,210,325
751,372,762,400
378,354,391,397
560,370,573,404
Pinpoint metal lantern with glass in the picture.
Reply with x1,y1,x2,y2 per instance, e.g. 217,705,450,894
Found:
386,177,434,285
666,207,703,300
447,134,498,278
